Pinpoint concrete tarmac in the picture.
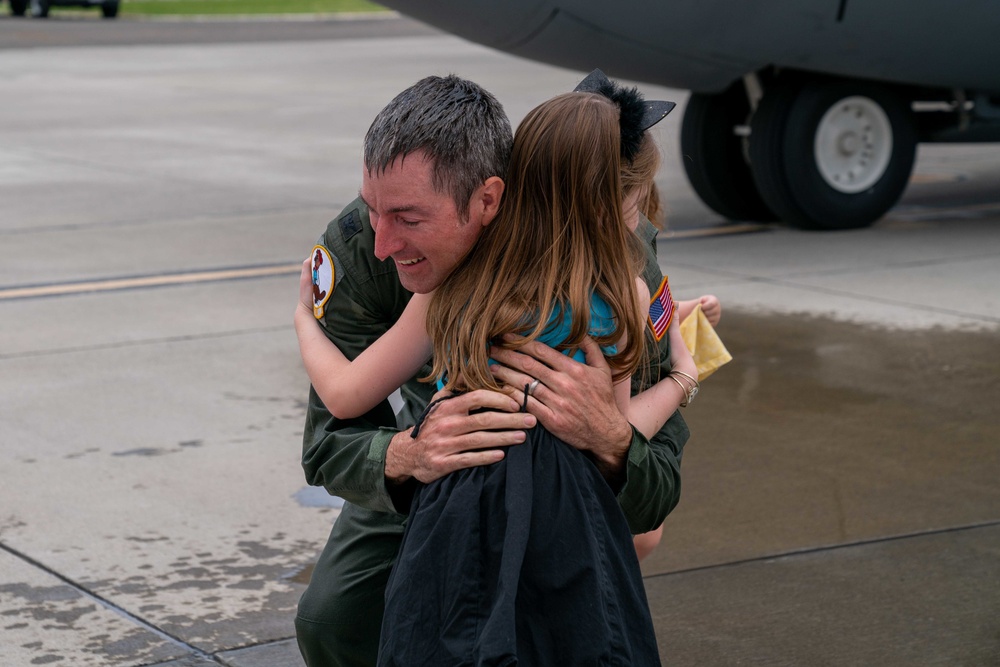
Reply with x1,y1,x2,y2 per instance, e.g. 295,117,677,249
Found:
1,14,998,667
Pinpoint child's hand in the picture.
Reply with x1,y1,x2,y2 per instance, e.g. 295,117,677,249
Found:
698,295,722,327
299,257,314,313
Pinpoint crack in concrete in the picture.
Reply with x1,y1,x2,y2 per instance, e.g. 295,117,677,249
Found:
644,518,1000,581
0,541,226,666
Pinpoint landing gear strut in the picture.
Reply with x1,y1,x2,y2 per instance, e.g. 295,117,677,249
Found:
680,81,775,222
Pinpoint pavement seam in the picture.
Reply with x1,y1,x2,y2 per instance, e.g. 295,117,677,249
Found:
0,540,227,665
659,254,1000,326
663,245,1000,280
216,635,297,655
749,277,1000,325
644,518,1000,581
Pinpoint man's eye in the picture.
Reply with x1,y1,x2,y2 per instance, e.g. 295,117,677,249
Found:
401,219,420,227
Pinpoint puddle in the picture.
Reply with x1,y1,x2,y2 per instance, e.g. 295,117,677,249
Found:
645,309,1000,573
283,562,315,586
709,309,1000,421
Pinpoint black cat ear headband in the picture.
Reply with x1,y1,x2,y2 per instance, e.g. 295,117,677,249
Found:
573,68,676,163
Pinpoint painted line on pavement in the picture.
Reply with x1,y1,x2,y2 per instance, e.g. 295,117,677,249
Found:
663,222,773,240
0,264,300,301
0,222,763,302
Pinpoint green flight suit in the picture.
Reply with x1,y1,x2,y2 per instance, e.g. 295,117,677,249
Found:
295,198,689,667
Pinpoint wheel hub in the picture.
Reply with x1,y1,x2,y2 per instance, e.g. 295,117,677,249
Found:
837,132,860,155
814,96,893,193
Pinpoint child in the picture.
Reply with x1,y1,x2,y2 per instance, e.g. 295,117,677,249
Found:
603,81,722,561
638,179,722,327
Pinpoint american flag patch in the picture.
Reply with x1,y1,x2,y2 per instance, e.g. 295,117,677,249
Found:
648,277,674,341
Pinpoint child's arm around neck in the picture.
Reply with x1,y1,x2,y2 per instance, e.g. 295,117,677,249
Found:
295,260,433,418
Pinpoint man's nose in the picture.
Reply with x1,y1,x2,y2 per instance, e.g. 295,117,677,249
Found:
373,222,402,261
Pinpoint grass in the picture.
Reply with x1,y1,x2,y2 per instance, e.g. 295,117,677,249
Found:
119,0,388,16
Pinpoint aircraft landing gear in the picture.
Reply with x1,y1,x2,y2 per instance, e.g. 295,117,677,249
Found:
680,81,775,222
682,77,919,230
748,80,917,230
9,0,28,15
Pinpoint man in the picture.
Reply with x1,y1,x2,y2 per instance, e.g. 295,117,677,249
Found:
296,74,688,666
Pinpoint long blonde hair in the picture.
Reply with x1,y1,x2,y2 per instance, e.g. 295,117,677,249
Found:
426,92,646,391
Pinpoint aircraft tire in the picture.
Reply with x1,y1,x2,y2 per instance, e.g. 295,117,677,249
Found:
10,0,28,16
747,83,807,227
751,80,917,230
101,0,118,17
680,85,775,222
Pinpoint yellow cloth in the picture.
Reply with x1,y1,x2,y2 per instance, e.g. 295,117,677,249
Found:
679,304,732,380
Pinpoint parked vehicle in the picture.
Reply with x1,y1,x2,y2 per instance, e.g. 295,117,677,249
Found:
7,0,120,18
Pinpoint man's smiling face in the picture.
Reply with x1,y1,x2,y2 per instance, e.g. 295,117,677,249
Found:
362,151,487,294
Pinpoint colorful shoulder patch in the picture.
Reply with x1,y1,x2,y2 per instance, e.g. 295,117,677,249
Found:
647,276,675,341
310,245,335,319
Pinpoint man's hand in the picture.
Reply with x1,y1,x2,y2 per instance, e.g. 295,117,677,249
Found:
488,335,633,483
385,389,535,485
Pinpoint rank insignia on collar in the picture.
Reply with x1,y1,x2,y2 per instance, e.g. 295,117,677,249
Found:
311,245,335,319
339,208,362,241
648,276,674,341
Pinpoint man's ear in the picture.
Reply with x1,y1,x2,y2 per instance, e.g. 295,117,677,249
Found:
475,176,505,227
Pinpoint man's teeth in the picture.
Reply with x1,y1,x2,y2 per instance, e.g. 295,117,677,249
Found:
399,258,424,266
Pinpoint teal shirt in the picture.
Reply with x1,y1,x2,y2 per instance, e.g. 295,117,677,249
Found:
540,295,618,362
438,295,618,390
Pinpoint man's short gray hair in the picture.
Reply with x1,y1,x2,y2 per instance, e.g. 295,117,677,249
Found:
364,75,512,218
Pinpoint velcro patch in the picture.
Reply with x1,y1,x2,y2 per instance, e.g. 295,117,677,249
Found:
648,276,674,341
310,245,335,319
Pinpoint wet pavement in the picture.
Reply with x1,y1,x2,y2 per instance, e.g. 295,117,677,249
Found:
642,312,1000,664
1,14,999,667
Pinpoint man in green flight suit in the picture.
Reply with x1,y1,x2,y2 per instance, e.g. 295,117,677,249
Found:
295,74,689,666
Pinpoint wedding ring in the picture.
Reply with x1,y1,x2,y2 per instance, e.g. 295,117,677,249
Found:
527,379,541,396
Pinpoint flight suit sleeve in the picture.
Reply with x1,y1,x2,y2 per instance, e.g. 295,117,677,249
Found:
300,201,427,515
614,216,690,534
615,416,688,534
